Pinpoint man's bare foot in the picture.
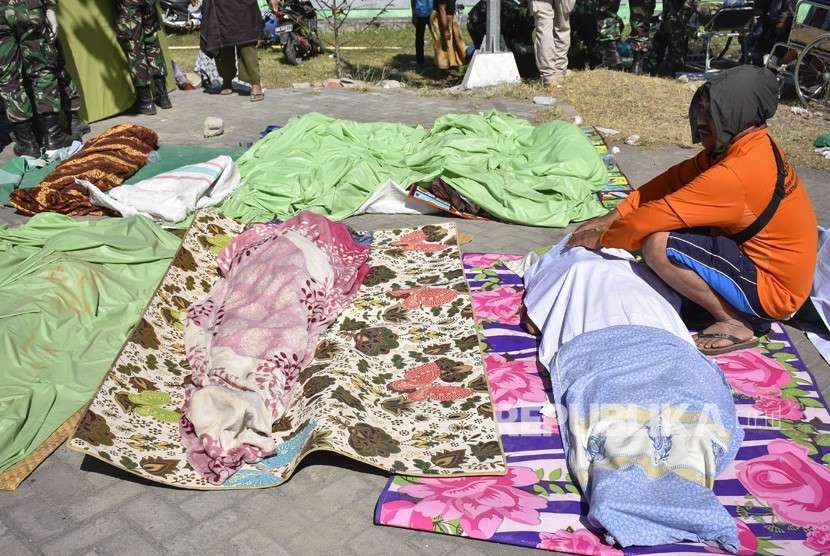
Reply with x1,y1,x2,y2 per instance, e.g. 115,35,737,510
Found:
694,318,757,354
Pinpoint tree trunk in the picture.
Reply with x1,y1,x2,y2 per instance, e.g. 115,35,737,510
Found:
333,27,343,78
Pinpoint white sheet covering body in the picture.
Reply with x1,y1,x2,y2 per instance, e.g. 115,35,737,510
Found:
81,155,241,224
523,236,693,369
808,227,830,363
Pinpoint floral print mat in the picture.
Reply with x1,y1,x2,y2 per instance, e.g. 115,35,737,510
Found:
375,253,830,555
68,211,506,489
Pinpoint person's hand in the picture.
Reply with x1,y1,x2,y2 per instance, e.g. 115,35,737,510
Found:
565,210,620,250
566,227,604,250
269,0,280,12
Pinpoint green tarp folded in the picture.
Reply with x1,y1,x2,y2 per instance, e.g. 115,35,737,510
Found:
222,111,609,227
0,214,179,473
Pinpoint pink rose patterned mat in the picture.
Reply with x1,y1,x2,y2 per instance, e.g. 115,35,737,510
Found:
375,253,830,555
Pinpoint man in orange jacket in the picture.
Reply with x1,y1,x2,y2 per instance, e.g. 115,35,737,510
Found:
568,65,818,355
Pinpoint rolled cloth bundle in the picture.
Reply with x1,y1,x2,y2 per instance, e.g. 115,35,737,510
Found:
10,124,158,216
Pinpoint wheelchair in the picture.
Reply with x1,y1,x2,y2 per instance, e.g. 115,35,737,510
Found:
765,0,830,107
686,0,757,73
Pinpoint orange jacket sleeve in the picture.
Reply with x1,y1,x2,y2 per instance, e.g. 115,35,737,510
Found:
601,160,745,251
615,152,709,217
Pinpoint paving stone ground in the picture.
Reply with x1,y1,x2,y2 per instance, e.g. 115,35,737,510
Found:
0,88,828,556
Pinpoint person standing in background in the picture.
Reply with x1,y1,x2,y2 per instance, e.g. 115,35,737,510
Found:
115,0,171,115
430,0,467,70
644,0,696,76
201,0,276,101
0,0,73,157
411,0,432,67
745,0,795,66
628,0,656,73
529,0,576,84
594,0,623,68
43,0,90,139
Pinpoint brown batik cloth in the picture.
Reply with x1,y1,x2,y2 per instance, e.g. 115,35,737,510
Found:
10,124,159,216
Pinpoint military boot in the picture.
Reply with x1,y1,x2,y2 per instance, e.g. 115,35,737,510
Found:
134,85,157,115
69,111,90,140
41,112,73,151
153,77,172,109
10,120,41,158
599,41,622,69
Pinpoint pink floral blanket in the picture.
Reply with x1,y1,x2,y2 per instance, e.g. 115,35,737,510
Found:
376,253,830,555
181,212,369,484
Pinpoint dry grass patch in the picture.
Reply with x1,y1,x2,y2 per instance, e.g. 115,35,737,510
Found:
556,70,697,148
167,27,466,89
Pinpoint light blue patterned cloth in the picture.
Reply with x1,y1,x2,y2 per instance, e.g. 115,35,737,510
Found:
552,325,742,553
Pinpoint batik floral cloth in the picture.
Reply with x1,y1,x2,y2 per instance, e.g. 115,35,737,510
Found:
69,213,505,489
376,253,830,556
181,212,370,484
9,124,158,216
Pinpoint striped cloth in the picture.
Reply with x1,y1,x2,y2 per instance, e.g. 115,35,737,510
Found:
9,124,158,216
84,155,241,224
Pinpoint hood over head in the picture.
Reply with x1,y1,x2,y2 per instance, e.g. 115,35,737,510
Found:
689,65,779,156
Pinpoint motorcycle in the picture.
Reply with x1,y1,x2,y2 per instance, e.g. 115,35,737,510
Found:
160,0,202,32
264,0,325,65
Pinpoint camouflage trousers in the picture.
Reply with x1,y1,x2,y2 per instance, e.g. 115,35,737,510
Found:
645,0,696,74
0,1,62,123
629,0,656,53
595,0,622,43
572,0,623,43
569,0,622,68
116,0,166,87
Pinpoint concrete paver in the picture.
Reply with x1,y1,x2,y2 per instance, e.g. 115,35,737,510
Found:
0,88,827,556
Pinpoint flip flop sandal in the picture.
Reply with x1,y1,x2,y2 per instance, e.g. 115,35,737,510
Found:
250,92,265,102
694,332,759,356
219,88,233,95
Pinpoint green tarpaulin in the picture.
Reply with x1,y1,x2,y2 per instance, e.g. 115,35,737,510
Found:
222,111,608,227
0,214,179,473
56,0,175,122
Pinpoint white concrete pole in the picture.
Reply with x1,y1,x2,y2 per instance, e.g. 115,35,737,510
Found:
484,0,501,52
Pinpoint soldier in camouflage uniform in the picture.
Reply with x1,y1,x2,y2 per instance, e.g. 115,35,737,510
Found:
628,0,656,73
115,0,170,115
644,0,697,76
569,0,599,68
0,0,73,157
595,0,623,68
43,0,90,139
569,0,623,69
